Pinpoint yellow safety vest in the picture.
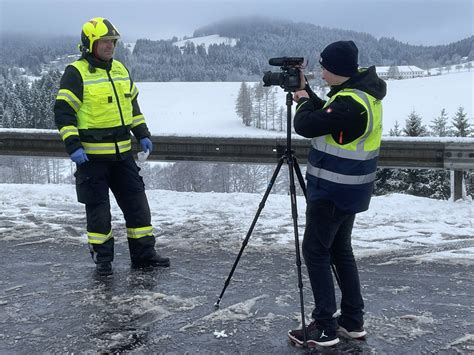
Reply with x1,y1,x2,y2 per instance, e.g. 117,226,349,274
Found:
60,59,140,157
71,59,133,129
308,88,383,185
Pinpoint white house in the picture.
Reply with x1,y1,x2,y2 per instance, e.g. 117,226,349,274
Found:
376,65,425,79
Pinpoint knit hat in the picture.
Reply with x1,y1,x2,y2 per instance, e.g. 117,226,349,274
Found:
319,40,359,77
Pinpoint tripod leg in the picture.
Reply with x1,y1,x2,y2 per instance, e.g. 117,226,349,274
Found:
214,157,285,310
293,157,307,199
287,155,307,345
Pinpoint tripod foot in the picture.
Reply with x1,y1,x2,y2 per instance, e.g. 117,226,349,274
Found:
214,302,220,310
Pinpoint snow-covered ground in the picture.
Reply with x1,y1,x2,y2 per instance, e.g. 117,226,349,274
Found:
0,184,472,265
137,71,473,137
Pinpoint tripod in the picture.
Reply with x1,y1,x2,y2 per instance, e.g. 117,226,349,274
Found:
214,91,310,345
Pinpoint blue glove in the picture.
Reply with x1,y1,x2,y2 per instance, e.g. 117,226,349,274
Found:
140,137,153,153
70,148,89,165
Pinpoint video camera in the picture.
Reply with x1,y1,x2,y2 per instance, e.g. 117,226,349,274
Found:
262,57,306,92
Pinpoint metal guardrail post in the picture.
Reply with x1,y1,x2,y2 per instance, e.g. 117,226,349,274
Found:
453,170,464,201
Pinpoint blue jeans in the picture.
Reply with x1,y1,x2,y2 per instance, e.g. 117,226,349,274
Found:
302,199,364,331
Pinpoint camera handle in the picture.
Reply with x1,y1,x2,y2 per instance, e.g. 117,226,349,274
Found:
214,92,311,347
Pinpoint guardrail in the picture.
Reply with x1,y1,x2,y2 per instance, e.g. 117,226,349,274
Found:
1,129,473,198
1,130,473,168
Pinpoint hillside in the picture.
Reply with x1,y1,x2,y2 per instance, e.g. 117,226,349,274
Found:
127,17,474,81
1,17,473,83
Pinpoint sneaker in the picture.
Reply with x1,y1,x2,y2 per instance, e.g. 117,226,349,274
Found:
132,253,170,269
96,262,113,276
336,317,367,339
288,320,340,347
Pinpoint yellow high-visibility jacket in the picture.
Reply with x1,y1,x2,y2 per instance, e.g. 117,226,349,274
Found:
54,55,150,160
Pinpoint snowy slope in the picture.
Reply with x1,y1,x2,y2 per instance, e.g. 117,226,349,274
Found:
137,71,473,137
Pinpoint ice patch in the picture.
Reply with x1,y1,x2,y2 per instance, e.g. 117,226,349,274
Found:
179,295,267,331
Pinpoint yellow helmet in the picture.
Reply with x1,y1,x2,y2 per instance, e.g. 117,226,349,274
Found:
80,17,120,53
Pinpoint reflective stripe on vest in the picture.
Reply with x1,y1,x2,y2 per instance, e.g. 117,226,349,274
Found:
82,139,132,155
307,164,377,185
59,125,79,141
311,89,380,161
131,114,145,128
56,89,82,112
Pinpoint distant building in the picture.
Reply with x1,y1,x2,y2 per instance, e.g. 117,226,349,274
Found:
376,66,425,79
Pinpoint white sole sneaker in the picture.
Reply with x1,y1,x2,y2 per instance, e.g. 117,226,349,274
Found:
337,325,367,339
288,331,340,347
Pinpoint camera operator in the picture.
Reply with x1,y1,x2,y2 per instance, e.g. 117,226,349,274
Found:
288,40,386,347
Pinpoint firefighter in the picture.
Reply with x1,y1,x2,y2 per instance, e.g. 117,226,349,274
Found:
54,17,169,276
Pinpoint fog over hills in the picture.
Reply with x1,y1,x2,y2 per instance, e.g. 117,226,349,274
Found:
1,0,472,45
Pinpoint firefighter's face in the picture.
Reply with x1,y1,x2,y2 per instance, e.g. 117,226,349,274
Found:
95,39,115,61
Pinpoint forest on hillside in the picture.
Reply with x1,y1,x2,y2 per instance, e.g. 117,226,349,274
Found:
1,17,473,82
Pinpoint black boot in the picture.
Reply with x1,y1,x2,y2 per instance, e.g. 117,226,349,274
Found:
129,236,170,268
146,251,170,267
96,262,113,276
132,252,170,269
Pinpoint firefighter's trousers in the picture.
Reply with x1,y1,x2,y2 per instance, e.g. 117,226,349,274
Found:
74,156,157,264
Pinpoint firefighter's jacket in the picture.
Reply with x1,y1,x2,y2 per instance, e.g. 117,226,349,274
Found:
54,54,150,160
294,66,386,214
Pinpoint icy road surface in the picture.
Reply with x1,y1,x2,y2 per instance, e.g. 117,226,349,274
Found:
0,184,473,353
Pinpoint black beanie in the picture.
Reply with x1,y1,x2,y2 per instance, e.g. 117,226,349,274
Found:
319,40,359,77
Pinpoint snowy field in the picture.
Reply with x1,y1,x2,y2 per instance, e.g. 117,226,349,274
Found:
1,184,472,265
137,71,473,137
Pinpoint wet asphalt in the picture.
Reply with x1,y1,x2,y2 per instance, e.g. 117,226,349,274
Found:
0,230,473,354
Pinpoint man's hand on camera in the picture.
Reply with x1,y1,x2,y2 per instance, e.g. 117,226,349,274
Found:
293,90,309,102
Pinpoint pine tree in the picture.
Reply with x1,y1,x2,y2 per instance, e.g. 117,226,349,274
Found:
235,82,252,126
451,106,471,137
277,106,285,132
403,110,427,136
252,82,264,129
10,96,28,128
268,88,277,130
375,121,402,195
31,71,60,129
389,120,401,136
430,108,450,137
450,106,473,198
262,86,275,130
387,65,400,79
401,111,432,197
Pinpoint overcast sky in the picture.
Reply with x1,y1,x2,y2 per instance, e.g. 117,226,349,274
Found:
0,0,472,45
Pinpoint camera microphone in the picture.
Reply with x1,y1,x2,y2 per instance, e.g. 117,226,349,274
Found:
268,57,305,67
